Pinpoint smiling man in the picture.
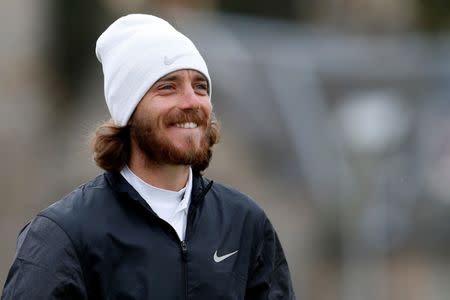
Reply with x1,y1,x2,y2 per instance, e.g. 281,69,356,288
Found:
1,14,295,299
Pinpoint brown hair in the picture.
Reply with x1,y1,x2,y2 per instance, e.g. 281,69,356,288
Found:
91,120,130,173
90,116,220,174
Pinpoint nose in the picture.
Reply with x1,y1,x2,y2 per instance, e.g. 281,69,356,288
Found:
178,85,204,110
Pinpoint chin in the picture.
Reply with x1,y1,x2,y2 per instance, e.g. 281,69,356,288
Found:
173,143,201,155
174,134,202,148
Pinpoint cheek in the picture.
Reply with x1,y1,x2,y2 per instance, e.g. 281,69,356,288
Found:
201,101,213,118
140,103,169,126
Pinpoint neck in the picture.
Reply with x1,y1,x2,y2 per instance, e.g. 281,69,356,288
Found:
127,152,190,192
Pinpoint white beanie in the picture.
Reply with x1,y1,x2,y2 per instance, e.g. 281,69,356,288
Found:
95,14,211,126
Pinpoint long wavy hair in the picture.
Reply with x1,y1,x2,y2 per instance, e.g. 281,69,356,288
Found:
90,115,220,175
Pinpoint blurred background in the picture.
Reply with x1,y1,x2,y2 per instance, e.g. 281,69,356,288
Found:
2,0,450,299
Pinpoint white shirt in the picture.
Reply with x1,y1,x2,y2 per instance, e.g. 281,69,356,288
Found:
120,165,192,241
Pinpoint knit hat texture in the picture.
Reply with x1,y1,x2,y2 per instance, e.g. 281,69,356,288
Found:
96,14,211,126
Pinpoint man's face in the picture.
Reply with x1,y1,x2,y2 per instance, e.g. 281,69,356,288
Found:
129,69,213,166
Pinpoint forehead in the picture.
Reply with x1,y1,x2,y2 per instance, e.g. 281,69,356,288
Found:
157,69,207,82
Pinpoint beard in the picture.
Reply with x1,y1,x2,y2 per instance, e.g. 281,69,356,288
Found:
129,108,213,169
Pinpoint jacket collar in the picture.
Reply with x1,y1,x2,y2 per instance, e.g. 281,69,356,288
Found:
104,170,213,209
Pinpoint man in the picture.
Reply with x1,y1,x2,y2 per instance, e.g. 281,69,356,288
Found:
2,14,295,299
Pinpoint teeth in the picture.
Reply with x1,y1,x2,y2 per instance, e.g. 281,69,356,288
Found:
175,122,198,129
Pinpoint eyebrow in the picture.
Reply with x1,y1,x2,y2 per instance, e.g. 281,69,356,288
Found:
158,73,207,83
158,75,178,82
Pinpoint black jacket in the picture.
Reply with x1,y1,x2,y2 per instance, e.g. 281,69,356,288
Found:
1,172,295,299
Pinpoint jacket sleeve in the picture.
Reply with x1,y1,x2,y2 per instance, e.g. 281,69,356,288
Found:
1,216,87,300
246,217,296,300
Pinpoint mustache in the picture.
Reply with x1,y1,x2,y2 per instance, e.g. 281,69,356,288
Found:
164,109,208,127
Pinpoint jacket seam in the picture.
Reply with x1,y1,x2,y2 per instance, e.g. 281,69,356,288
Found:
272,258,287,274
5,258,20,299
14,257,66,281
250,214,267,273
6,258,65,299
35,214,87,288
250,217,285,276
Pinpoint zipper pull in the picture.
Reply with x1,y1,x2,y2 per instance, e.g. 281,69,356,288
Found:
180,240,188,261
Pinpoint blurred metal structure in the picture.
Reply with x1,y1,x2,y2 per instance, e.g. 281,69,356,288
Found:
173,11,450,300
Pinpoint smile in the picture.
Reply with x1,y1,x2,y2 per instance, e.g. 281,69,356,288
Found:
174,122,198,129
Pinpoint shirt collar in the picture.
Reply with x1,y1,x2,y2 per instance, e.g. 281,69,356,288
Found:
119,165,192,214
174,167,193,214
104,168,210,211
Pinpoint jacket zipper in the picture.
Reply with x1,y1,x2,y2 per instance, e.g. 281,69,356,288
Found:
180,240,188,300
179,179,212,300
132,178,213,300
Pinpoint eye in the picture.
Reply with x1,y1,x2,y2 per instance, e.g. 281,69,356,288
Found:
194,83,209,94
159,84,174,90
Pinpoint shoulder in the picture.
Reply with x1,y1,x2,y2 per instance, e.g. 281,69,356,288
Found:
14,215,79,267
37,173,116,234
206,179,268,222
42,173,112,214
